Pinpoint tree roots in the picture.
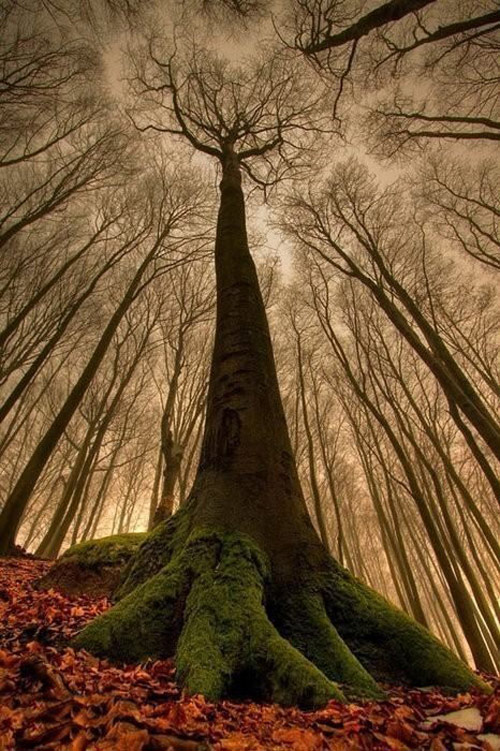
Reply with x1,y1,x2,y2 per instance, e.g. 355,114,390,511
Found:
74,527,488,708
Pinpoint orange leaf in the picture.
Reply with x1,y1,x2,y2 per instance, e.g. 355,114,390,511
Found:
272,727,323,751
97,726,149,751
71,730,90,751
385,718,415,744
373,732,409,750
429,738,448,751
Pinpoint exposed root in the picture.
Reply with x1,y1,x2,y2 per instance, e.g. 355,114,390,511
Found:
115,507,192,600
274,592,383,700
322,561,489,693
72,538,198,662
175,533,344,707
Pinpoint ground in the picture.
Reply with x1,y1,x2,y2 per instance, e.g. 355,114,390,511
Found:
1,557,499,751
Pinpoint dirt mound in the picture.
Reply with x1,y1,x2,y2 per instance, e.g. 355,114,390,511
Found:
37,557,123,597
36,532,146,597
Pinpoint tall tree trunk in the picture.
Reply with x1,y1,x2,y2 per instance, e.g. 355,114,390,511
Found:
148,445,163,531
294,330,330,549
153,429,183,524
0,238,134,423
81,460,116,542
36,426,96,557
76,147,485,707
38,336,149,558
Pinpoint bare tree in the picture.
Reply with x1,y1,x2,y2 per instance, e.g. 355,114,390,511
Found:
75,36,481,708
35,298,157,558
289,0,436,57
276,1,500,149
420,159,500,272
149,259,215,527
0,194,148,421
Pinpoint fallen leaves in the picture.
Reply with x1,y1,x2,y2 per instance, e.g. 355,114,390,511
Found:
0,557,499,751
272,727,323,751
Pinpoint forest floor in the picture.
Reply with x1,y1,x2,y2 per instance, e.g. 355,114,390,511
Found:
0,558,499,751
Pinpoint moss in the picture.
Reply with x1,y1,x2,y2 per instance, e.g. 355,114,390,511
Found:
37,532,148,598
74,525,489,708
75,527,343,708
73,561,191,661
74,529,218,661
322,560,488,693
176,531,344,707
115,506,193,600
274,592,383,700
62,533,147,567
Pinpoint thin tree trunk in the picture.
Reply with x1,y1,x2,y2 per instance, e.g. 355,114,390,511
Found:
151,337,185,526
294,330,330,549
0,219,115,353
81,461,116,542
35,427,95,557
40,339,148,557
0,238,137,424
148,444,163,531
326,328,495,670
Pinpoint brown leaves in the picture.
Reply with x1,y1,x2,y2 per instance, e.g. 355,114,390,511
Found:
1,557,499,751
271,728,323,751
484,698,500,733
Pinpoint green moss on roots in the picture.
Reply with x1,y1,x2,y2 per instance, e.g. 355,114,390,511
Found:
322,561,489,693
274,592,383,700
75,529,344,707
175,532,344,707
115,506,192,600
74,527,488,708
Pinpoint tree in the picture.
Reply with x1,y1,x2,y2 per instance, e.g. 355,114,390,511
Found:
420,159,500,273
290,0,436,57
74,41,483,708
368,18,500,151
0,2,98,168
300,265,500,670
149,260,215,528
35,300,157,558
0,199,140,422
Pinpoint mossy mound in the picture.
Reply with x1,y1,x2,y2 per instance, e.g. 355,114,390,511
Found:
37,532,147,598
73,524,487,708
60,533,148,565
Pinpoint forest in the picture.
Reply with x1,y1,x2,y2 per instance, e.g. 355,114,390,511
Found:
1,0,500,749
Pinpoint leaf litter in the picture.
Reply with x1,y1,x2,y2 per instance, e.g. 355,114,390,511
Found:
0,557,499,751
